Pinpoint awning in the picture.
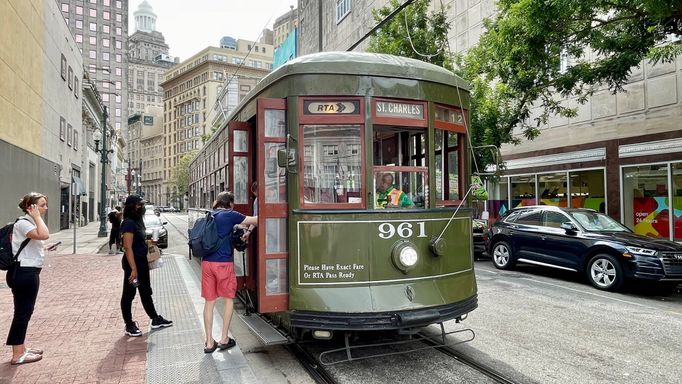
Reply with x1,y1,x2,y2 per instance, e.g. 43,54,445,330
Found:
72,175,86,196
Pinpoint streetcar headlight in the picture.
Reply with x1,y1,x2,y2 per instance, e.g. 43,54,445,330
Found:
391,241,419,273
399,247,418,267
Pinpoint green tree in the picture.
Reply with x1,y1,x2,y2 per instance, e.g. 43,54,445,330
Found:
367,0,451,69
463,0,682,147
171,150,198,197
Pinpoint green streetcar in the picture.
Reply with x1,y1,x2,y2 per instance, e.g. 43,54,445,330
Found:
188,52,477,343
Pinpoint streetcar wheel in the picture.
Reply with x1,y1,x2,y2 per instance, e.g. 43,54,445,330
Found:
586,254,624,291
491,241,515,270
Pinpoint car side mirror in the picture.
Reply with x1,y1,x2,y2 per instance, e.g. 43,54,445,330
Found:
163,221,168,225
560,222,577,232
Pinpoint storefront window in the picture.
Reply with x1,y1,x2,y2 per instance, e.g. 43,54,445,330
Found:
539,172,568,207
672,163,682,241
622,164,669,239
569,169,605,212
302,125,362,205
489,177,509,223
511,175,536,207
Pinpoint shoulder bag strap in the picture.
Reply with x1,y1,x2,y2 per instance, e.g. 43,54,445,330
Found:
14,217,32,260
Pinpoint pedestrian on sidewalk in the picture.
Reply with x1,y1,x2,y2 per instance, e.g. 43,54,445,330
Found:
6,193,52,365
108,205,122,254
202,191,257,353
120,195,173,337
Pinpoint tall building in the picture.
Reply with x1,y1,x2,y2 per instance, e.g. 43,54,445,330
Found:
128,0,177,116
273,5,298,49
297,0,682,242
2,0,86,232
160,41,273,207
127,106,164,204
60,0,129,151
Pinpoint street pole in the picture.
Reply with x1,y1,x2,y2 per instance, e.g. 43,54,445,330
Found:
98,106,109,237
138,158,143,196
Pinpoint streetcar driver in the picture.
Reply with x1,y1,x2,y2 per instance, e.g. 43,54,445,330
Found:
375,172,414,209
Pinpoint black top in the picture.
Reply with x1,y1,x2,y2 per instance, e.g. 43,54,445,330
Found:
120,218,147,257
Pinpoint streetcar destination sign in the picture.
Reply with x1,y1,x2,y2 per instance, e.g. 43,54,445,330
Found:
304,100,360,115
375,101,424,119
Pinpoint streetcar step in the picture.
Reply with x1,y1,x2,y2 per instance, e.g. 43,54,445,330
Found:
238,312,289,345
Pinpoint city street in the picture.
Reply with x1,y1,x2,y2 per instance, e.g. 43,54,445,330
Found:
167,212,682,384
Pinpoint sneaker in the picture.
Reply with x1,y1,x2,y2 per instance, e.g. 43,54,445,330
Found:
125,322,142,337
151,316,173,329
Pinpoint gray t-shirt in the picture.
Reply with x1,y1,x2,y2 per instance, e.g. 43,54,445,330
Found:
12,215,45,268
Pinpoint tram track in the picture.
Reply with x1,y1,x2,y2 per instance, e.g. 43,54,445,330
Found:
419,333,520,384
286,343,339,384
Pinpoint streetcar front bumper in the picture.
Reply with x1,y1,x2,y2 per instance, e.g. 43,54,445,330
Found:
290,295,477,331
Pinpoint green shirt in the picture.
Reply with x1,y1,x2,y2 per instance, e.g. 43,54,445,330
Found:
376,186,414,208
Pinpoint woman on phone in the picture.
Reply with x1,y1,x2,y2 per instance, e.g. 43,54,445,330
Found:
6,192,51,365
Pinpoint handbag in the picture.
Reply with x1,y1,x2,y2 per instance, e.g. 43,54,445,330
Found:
147,244,161,263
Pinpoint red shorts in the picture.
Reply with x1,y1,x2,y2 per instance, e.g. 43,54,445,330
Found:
201,261,237,301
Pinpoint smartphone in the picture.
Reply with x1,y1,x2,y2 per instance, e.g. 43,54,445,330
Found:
47,241,62,251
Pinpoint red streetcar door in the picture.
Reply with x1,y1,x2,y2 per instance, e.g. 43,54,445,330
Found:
227,120,254,290
256,98,289,313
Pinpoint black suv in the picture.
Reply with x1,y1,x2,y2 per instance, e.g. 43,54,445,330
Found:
487,206,682,291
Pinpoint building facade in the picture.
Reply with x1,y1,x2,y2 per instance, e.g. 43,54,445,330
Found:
297,0,682,241
273,6,298,49
60,0,129,155
127,0,176,116
127,106,163,205
1,0,88,232
160,43,273,207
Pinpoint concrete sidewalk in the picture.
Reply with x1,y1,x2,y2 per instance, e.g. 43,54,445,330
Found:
0,220,261,383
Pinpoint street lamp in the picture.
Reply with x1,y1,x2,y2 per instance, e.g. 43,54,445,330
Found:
93,106,113,238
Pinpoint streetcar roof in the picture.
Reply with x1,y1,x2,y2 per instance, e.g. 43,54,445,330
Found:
268,51,470,91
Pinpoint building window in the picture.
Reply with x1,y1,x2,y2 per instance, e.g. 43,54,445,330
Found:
61,3,69,12
89,36,96,45
102,52,109,61
74,77,79,99
89,50,96,59
104,0,110,5
75,34,82,43
76,20,83,29
60,117,66,141
623,164,669,239
60,54,67,80
116,13,122,22
116,1,121,9
103,11,110,20
76,6,83,15
115,41,121,49
336,0,352,24
89,8,96,17
103,25,110,33
116,27,121,36
67,66,73,89
67,123,72,146
102,38,109,47
115,54,121,62
89,22,96,31
115,67,121,76
73,129,79,150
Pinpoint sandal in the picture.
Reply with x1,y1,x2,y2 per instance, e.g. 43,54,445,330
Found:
217,338,236,351
10,352,42,365
27,348,43,355
204,339,217,354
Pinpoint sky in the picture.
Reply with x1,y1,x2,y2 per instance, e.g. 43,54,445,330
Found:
128,0,297,61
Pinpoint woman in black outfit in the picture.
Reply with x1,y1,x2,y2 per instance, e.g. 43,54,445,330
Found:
120,195,172,337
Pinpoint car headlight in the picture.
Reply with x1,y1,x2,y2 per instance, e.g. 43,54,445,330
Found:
625,246,657,257
391,241,419,273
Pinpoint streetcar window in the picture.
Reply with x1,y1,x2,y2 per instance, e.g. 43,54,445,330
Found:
302,124,362,206
373,126,428,209
435,129,460,202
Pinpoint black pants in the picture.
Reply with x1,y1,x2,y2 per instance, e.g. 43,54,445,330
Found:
6,266,41,346
121,256,158,325
109,227,121,248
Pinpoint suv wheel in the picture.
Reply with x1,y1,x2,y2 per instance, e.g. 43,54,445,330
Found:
492,241,515,270
587,254,624,291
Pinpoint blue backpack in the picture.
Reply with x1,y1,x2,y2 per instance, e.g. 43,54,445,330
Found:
188,210,227,259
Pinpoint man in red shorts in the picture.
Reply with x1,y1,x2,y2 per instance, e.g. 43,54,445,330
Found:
201,191,257,353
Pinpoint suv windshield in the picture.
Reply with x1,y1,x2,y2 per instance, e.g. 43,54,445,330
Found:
569,211,629,232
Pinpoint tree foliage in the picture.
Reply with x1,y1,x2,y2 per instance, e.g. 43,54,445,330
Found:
171,150,198,196
463,0,682,146
367,0,451,69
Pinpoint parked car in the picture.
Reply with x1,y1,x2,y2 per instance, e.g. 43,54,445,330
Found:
142,214,168,249
487,205,682,291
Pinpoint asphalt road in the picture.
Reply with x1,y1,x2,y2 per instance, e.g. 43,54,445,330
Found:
161,213,682,384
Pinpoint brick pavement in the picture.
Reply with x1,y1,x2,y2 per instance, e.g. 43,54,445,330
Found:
0,253,150,384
